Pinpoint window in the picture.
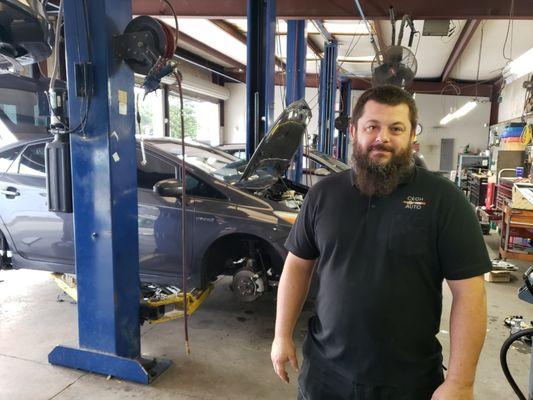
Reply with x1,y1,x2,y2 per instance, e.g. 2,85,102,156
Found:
0,147,21,173
182,172,225,200
136,149,176,190
0,88,49,136
18,143,46,176
169,94,220,146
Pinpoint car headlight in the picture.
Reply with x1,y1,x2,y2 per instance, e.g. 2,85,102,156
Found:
274,211,298,225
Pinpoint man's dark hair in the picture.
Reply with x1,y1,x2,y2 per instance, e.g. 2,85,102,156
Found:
351,85,418,132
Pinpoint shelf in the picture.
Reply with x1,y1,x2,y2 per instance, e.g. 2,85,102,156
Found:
499,206,533,261
499,248,533,262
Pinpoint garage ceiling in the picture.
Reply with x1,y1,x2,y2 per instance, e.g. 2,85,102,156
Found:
155,15,533,84
48,1,533,89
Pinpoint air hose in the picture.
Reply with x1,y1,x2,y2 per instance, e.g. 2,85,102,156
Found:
500,328,533,400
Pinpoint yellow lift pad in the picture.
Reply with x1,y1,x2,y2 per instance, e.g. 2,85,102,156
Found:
51,273,213,324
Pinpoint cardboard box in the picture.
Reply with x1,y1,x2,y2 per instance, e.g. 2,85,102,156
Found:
484,270,512,283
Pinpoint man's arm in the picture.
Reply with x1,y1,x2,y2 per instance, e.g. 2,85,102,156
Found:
432,275,487,400
271,252,315,383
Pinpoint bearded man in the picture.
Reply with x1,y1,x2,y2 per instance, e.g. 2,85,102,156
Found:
271,85,491,400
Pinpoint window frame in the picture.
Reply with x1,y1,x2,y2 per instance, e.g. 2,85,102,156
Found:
0,145,23,174
176,166,227,201
136,147,178,191
16,142,47,177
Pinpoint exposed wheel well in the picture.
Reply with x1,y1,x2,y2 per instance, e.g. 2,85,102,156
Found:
201,233,284,288
0,228,12,269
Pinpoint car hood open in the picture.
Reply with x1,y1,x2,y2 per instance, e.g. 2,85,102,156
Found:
236,99,311,190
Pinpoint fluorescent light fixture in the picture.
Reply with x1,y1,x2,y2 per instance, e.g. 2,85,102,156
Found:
323,21,369,35
337,55,375,62
503,47,533,84
439,113,455,125
454,101,477,118
439,101,477,125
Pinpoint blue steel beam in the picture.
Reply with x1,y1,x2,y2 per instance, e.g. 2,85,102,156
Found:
245,0,276,160
48,0,170,383
286,20,307,183
318,40,338,155
337,77,351,163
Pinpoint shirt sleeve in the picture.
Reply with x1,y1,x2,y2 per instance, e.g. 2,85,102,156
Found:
284,187,320,260
437,183,492,280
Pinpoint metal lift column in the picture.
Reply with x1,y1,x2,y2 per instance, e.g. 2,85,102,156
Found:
337,77,351,163
48,0,170,383
245,0,276,160
286,20,307,182
318,40,338,155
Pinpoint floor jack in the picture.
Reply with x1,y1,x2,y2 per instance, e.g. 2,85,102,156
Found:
52,273,213,324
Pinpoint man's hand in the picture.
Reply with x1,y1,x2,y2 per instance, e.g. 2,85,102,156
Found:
431,380,474,400
271,336,299,383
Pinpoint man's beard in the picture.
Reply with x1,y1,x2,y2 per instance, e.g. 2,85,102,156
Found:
351,141,414,197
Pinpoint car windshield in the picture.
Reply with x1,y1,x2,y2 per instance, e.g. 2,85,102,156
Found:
148,140,258,184
309,150,350,171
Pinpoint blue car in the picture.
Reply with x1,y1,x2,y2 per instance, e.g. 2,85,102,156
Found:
0,96,313,301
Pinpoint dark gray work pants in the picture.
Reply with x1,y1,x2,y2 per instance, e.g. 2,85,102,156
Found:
296,357,443,400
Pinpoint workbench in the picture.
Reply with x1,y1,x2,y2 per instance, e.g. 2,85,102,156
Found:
499,205,533,261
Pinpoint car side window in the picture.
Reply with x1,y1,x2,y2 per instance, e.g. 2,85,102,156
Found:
137,149,177,190
0,146,22,173
18,143,46,177
181,171,226,200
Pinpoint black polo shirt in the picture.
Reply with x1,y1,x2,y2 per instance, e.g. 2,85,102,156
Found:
285,167,491,388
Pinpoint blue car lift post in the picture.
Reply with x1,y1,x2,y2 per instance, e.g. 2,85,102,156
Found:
337,77,352,163
317,40,338,156
286,20,307,183
48,0,171,383
245,0,276,160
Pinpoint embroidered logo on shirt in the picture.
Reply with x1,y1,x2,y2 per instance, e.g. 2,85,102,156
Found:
403,196,427,210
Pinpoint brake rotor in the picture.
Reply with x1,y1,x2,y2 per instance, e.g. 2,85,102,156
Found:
232,269,266,303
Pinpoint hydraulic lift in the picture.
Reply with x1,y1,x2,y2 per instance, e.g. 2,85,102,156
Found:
52,273,214,325
1,0,304,385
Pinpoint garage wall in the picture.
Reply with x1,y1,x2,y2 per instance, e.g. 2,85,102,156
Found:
223,83,319,144
405,93,490,171
224,85,491,172
349,91,491,171
498,75,531,122
224,83,247,144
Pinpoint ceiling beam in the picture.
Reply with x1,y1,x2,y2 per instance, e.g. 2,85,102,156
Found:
312,20,335,43
209,19,286,70
175,48,227,73
132,0,533,19
307,36,323,59
490,79,503,126
440,19,481,82
178,31,246,71
227,71,494,97
372,20,386,53
210,19,247,43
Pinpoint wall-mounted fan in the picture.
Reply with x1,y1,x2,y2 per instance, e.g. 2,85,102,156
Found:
371,9,418,88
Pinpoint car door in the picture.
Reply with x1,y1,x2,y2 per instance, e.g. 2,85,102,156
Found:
136,148,194,283
186,171,233,285
0,141,74,265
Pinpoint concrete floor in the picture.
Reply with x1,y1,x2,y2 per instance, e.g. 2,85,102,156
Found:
0,232,531,400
